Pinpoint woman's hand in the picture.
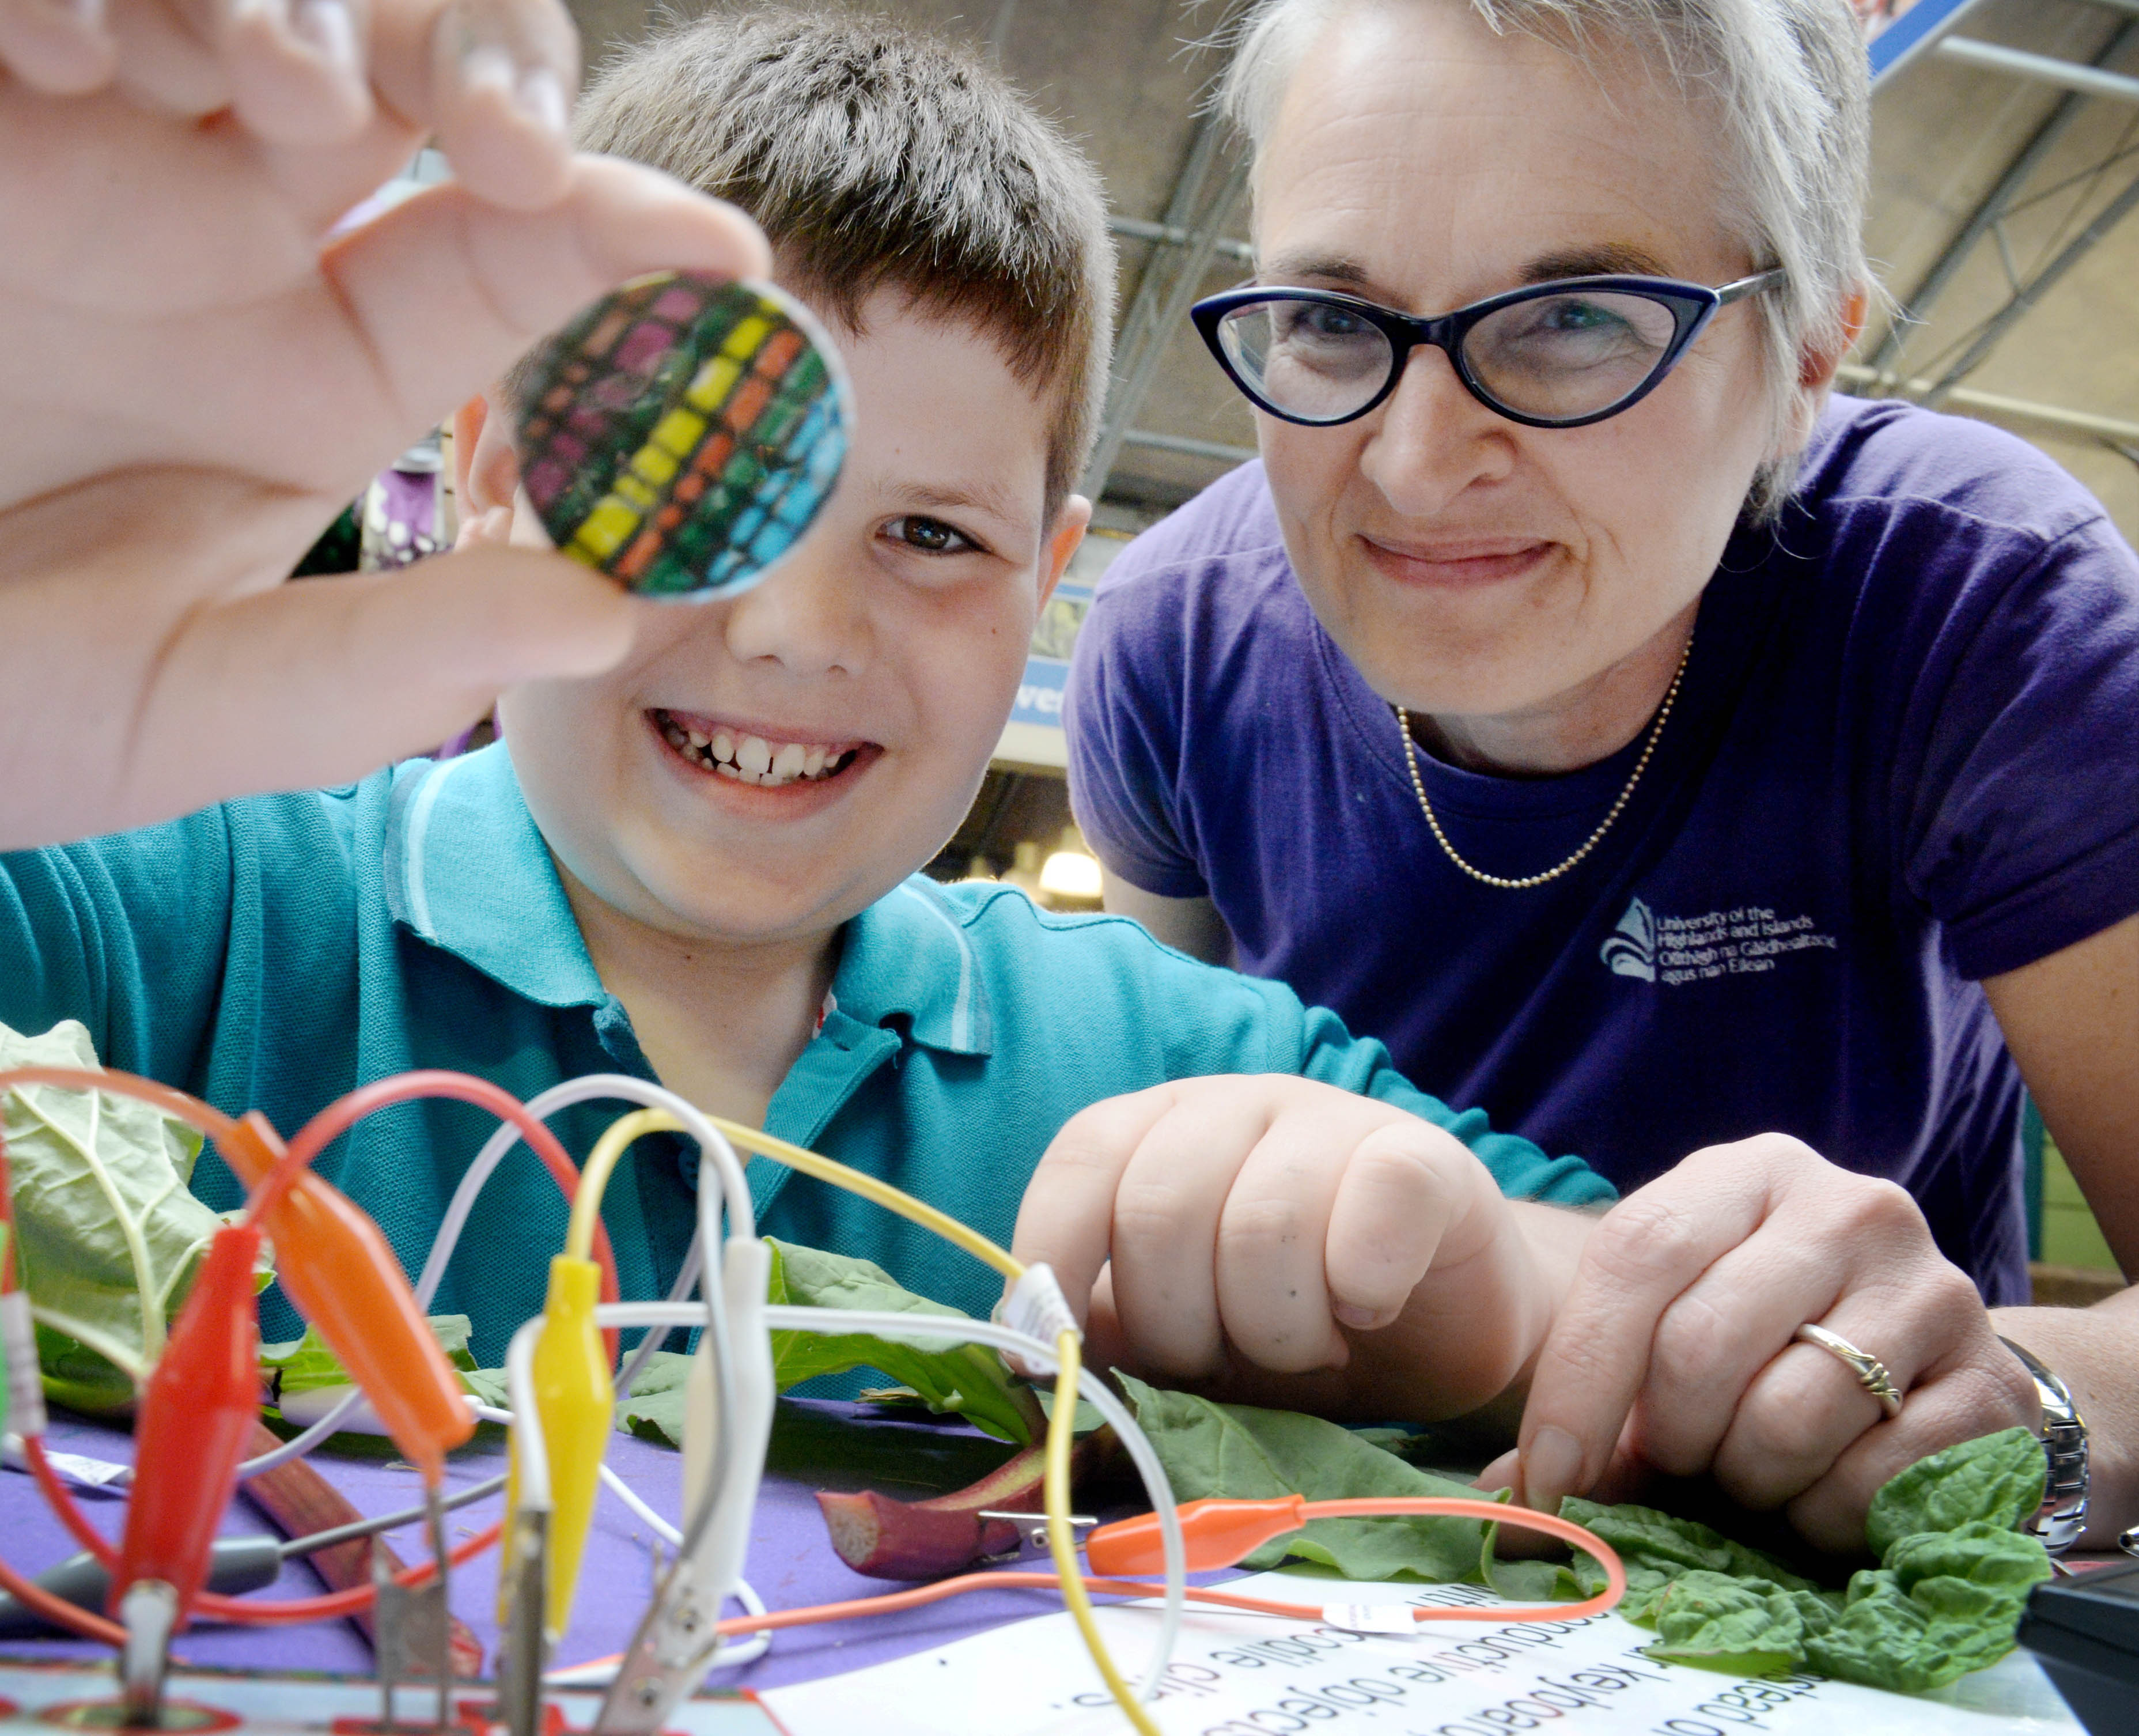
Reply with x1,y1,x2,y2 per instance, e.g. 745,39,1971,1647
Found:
1009,1076,1575,1420
1499,1134,2040,1552
0,0,768,848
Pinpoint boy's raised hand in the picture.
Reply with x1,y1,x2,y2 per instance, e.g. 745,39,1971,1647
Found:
1009,1076,1578,1421
0,0,768,849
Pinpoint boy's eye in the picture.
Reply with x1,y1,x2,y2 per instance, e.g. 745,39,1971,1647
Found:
885,515,980,555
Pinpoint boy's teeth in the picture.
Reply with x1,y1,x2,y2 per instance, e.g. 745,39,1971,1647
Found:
657,712,859,786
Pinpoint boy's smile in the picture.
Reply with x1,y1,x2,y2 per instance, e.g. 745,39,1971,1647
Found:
648,706,873,797
479,285,1089,954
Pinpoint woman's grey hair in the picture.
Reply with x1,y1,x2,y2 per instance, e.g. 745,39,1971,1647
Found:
1218,0,1872,517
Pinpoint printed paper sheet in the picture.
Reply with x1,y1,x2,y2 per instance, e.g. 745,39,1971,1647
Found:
760,1571,2083,1736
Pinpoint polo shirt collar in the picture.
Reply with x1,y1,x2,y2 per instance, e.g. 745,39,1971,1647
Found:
824,878,994,1057
383,751,995,1053
382,745,605,1008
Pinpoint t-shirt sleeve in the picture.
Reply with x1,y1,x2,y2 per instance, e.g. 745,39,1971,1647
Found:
0,812,238,1079
1893,510,2139,980
1284,996,1616,1208
1065,562,1209,900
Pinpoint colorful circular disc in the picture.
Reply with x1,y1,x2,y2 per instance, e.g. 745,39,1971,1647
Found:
512,273,851,600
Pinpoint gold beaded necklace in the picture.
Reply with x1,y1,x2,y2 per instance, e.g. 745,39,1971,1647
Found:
1395,626,1694,890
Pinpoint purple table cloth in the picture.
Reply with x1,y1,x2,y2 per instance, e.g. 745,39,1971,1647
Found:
0,1402,1115,1690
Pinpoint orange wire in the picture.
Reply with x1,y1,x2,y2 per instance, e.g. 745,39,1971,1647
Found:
192,1521,504,1624
0,1544,128,1647
701,1500,1627,1639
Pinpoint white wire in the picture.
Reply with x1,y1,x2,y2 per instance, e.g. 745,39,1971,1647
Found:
506,1318,550,1512
601,1462,682,1549
759,1306,1187,1700
238,1076,752,1479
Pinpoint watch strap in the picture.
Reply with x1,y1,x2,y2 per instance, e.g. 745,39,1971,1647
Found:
2000,1336,2088,1556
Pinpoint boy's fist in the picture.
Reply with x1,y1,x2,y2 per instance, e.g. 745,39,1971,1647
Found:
1010,1076,1569,1421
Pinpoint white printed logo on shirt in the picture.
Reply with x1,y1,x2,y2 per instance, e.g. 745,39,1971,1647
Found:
1604,896,1838,986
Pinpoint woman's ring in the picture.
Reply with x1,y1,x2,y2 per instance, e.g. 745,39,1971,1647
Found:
1795,1322,1904,1420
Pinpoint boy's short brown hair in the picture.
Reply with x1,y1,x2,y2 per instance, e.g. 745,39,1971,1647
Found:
573,6,1116,523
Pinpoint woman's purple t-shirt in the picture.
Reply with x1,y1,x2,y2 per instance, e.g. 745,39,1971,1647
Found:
1065,396,2139,1304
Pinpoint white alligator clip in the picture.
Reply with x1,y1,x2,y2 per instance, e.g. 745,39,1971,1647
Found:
596,1236,774,1734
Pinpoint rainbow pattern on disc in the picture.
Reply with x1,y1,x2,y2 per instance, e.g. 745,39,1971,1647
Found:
513,273,850,600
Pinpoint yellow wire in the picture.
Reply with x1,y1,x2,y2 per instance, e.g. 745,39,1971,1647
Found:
566,1109,678,1261
705,1116,1023,1281
1046,1329,1159,1736
569,1107,1142,1723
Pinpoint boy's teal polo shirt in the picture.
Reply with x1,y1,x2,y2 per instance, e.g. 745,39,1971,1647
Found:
0,744,1611,1363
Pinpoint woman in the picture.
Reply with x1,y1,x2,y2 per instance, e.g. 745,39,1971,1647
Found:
1067,0,2139,1547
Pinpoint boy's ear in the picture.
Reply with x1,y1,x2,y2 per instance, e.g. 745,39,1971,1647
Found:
1039,494,1092,608
451,392,525,550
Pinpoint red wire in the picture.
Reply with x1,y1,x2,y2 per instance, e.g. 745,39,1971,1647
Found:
253,1070,621,1352
23,1438,119,1570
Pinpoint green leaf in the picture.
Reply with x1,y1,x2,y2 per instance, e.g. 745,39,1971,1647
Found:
1863,1427,2045,1558
1559,1496,1818,1602
32,1322,137,1416
1644,1569,1805,1675
1803,1523,2053,1693
764,1239,1035,1444
260,1315,478,1398
616,1351,692,1447
1115,1373,1506,1583
461,1367,511,1410
1,1019,232,1390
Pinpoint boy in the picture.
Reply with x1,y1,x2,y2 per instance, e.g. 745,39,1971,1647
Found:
0,9,1605,1442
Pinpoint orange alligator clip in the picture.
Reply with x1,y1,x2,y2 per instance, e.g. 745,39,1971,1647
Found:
1084,1495,1309,1577
222,1113,472,1484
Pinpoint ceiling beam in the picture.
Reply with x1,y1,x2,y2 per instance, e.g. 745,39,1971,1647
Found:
1918,164,2139,404
1868,16,2139,373
1936,36,2139,103
1838,366,2139,443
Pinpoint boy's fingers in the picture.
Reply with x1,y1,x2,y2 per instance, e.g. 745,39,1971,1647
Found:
106,0,229,115
323,157,772,434
115,546,637,827
1515,1151,1773,1514
1213,1110,1353,1371
1112,1094,1273,1378
1320,1121,1460,1329
219,0,374,145
368,0,578,209
0,0,119,93
1010,1087,1181,1332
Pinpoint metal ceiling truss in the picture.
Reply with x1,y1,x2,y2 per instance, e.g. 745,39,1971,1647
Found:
1864,0,2139,438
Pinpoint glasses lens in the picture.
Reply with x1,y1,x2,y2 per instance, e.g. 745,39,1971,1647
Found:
1463,289,1684,420
1217,298,1394,423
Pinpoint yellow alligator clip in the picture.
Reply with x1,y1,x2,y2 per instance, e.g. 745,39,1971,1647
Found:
501,1254,612,1637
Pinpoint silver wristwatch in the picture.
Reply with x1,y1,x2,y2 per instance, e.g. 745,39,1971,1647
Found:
2001,1336,2088,1556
